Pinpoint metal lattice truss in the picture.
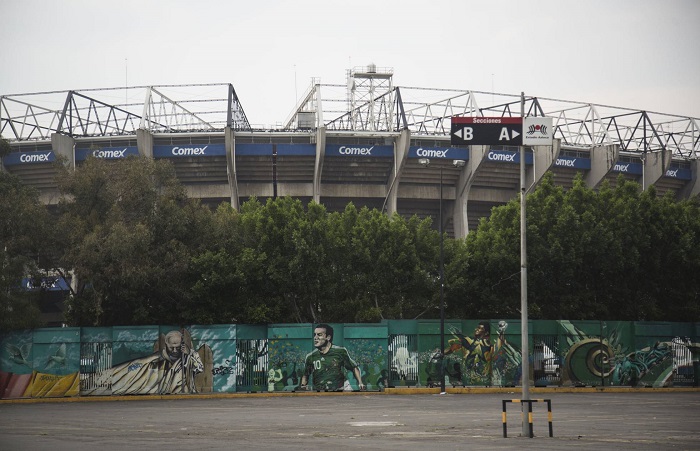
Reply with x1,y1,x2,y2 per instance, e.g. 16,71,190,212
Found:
288,83,699,159
0,83,250,141
4,78,698,159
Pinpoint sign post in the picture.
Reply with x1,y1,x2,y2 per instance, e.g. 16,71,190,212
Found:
451,109,554,437
519,93,530,438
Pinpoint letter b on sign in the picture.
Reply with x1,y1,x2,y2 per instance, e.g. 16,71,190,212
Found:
463,127,473,141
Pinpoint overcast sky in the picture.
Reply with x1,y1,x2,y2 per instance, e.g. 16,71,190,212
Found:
1,0,698,127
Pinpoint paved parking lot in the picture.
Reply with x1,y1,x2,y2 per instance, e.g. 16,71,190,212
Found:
1,392,699,450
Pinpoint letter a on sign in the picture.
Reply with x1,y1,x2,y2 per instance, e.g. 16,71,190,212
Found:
499,127,519,141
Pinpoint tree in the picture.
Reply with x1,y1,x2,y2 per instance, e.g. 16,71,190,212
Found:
0,136,11,158
337,207,438,321
449,171,700,322
184,197,442,324
57,156,215,326
0,172,51,331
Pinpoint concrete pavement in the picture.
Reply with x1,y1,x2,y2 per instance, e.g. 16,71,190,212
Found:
1,389,699,450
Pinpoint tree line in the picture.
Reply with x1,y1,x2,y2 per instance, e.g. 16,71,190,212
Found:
1,155,698,331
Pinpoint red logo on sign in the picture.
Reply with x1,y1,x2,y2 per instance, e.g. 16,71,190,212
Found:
527,124,547,136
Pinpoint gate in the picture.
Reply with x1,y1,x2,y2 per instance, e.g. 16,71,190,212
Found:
79,341,112,396
671,337,694,386
532,335,561,387
235,339,268,392
388,334,419,387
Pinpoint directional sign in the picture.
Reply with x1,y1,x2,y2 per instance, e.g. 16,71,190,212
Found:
451,117,523,146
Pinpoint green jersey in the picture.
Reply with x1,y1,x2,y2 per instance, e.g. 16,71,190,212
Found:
304,345,357,391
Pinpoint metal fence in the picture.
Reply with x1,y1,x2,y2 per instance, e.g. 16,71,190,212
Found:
388,334,419,387
79,341,112,396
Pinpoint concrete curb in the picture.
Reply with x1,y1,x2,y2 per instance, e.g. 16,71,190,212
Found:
385,386,700,395
2,386,699,404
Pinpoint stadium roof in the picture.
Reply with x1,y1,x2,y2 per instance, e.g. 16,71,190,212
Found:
2,70,699,159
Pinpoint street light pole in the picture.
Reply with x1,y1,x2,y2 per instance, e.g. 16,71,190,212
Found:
439,164,445,394
419,158,465,395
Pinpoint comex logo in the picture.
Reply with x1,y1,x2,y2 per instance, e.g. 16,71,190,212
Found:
19,153,52,163
527,123,548,136
666,169,679,178
92,148,127,158
416,148,448,158
487,151,516,162
614,163,630,172
555,158,576,167
339,146,374,156
172,146,207,156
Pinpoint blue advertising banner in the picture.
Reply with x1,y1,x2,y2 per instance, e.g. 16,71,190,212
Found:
408,146,469,161
325,144,393,157
665,167,692,180
612,162,643,175
3,151,56,166
75,146,139,161
485,150,533,164
553,156,591,170
21,276,70,292
276,144,316,156
235,144,273,156
153,144,226,158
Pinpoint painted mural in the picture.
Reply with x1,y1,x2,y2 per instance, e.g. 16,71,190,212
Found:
85,329,210,396
268,337,306,391
0,320,697,399
446,321,521,387
1,329,81,398
344,338,388,390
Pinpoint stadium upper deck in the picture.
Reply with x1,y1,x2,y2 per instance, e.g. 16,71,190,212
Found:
2,67,699,237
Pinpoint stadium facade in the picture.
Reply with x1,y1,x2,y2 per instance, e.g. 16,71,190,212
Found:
2,66,699,238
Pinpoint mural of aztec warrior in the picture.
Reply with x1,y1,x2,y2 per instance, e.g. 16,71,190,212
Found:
84,329,212,396
300,324,366,391
430,321,522,387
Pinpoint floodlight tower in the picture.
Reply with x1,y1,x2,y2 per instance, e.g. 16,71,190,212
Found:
347,64,394,131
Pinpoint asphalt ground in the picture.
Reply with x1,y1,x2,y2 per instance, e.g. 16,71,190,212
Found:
1,390,699,450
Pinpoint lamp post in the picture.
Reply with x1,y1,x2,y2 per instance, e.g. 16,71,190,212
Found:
419,157,466,394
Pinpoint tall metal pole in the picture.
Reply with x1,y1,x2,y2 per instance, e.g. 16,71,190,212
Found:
439,165,446,394
520,92,531,437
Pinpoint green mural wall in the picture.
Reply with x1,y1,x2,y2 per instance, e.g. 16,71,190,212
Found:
1,320,698,399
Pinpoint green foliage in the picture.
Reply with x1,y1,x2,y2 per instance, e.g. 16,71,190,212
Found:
0,136,11,158
0,172,52,331
4,154,699,328
57,157,215,326
450,172,700,322
179,197,441,325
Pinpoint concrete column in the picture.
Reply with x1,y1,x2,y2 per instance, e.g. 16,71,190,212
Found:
585,144,619,188
453,145,489,238
681,158,700,198
385,129,410,215
643,148,672,191
225,126,239,210
50,133,75,169
313,127,326,204
136,128,154,158
526,139,561,192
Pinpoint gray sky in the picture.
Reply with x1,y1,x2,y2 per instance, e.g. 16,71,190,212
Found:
1,0,699,127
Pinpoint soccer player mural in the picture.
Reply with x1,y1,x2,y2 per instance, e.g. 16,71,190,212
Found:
300,324,366,391
432,321,521,387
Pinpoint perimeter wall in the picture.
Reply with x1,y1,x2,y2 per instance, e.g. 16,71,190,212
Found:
1,320,698,399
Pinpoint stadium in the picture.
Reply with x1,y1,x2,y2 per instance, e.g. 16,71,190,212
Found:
2,65,699,238
2,67,700,399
